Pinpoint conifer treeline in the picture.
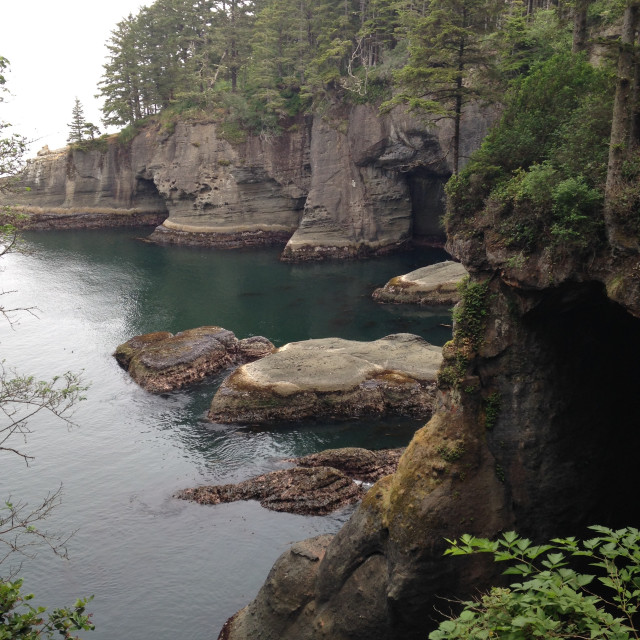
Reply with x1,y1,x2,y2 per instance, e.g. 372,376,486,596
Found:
96,0,625,141
97,0,413,128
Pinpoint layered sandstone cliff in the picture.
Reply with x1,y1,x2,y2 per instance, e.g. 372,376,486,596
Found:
3,105,493,258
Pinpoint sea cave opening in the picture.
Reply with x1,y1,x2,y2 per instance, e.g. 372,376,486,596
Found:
407,168,448,245
133,177,169,213
499,281,640,538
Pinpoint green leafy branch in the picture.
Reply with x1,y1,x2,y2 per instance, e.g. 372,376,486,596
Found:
0,364,87,463
0,579,94,640
430,526,640,639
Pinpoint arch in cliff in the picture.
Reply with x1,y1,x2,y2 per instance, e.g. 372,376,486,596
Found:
407,168,448,244
133,177,168,215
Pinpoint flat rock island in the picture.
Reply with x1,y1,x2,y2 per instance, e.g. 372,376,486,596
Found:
372,260,467,305
208,333,442,424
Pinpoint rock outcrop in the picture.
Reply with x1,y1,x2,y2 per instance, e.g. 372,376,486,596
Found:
114,327,275,392
288,447,405,483
2,104,493,257
177,447,404,515
372,259,468,305
177,467,364,515
208,334,442,424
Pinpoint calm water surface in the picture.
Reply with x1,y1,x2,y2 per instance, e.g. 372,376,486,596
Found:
0,228,452,639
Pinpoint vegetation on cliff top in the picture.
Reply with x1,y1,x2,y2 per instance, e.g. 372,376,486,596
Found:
445,0,640,255
95,0,617,167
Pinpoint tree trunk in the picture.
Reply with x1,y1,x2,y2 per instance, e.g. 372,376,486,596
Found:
572,0,590,53
604,0,640,245
631,31,640,150
453,17,467,175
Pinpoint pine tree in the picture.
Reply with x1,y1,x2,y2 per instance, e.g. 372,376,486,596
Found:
97,15,144,126
67,97,86,144
384,0,502,173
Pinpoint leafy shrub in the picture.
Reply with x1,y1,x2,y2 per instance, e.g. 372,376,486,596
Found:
116,118,151,146
453,277,490,351
430,526,640,639
447,52,612,252
550,176,603,248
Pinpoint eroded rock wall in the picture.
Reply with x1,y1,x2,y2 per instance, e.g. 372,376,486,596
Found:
4,104,493,255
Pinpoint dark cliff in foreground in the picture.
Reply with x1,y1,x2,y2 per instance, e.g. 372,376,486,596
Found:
2,104,491,260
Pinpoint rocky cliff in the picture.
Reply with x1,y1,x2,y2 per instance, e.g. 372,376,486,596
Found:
216,131,640,640
3,104,492,258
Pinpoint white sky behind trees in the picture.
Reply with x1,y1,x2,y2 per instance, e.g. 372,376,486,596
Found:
3,0,147,155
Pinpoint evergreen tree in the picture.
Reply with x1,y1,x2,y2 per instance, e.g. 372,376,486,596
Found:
604,0,640,247
67,98,86,144
383,0,502,173
97,15,144,126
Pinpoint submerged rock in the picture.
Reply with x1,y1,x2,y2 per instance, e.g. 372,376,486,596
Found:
372,260,467,305
208,333,442,425
177,467,365,515
114,327,275,393
177,446,405,515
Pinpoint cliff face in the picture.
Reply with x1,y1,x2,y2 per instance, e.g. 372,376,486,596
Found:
217,134,640,640
5,105,493,257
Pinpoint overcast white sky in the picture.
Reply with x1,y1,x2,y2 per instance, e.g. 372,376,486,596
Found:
3,0,149,155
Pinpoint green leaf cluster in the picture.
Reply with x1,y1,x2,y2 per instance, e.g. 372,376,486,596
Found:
452,277,489,351
0,579,94,640
431,526,640,639
437,276,489,389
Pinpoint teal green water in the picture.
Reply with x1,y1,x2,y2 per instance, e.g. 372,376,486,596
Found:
0,228,452,639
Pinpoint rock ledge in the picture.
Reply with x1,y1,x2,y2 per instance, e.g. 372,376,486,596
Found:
372,260,467,305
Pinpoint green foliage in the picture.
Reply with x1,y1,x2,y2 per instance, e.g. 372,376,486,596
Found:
69,135,110,154
489,7,571,80
437,357,469,389
453,277,489,351
484,391,501,430
437,278,489,389
116,118,151,146
549,175,603,248
217,121,247,144
437,442,466,462
0,579,94,639
447,52,613,254
604,149,640,235
67,98,101,145
0,126,25,183
382,0,503,171
430,526,640,639
482,53,607,174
